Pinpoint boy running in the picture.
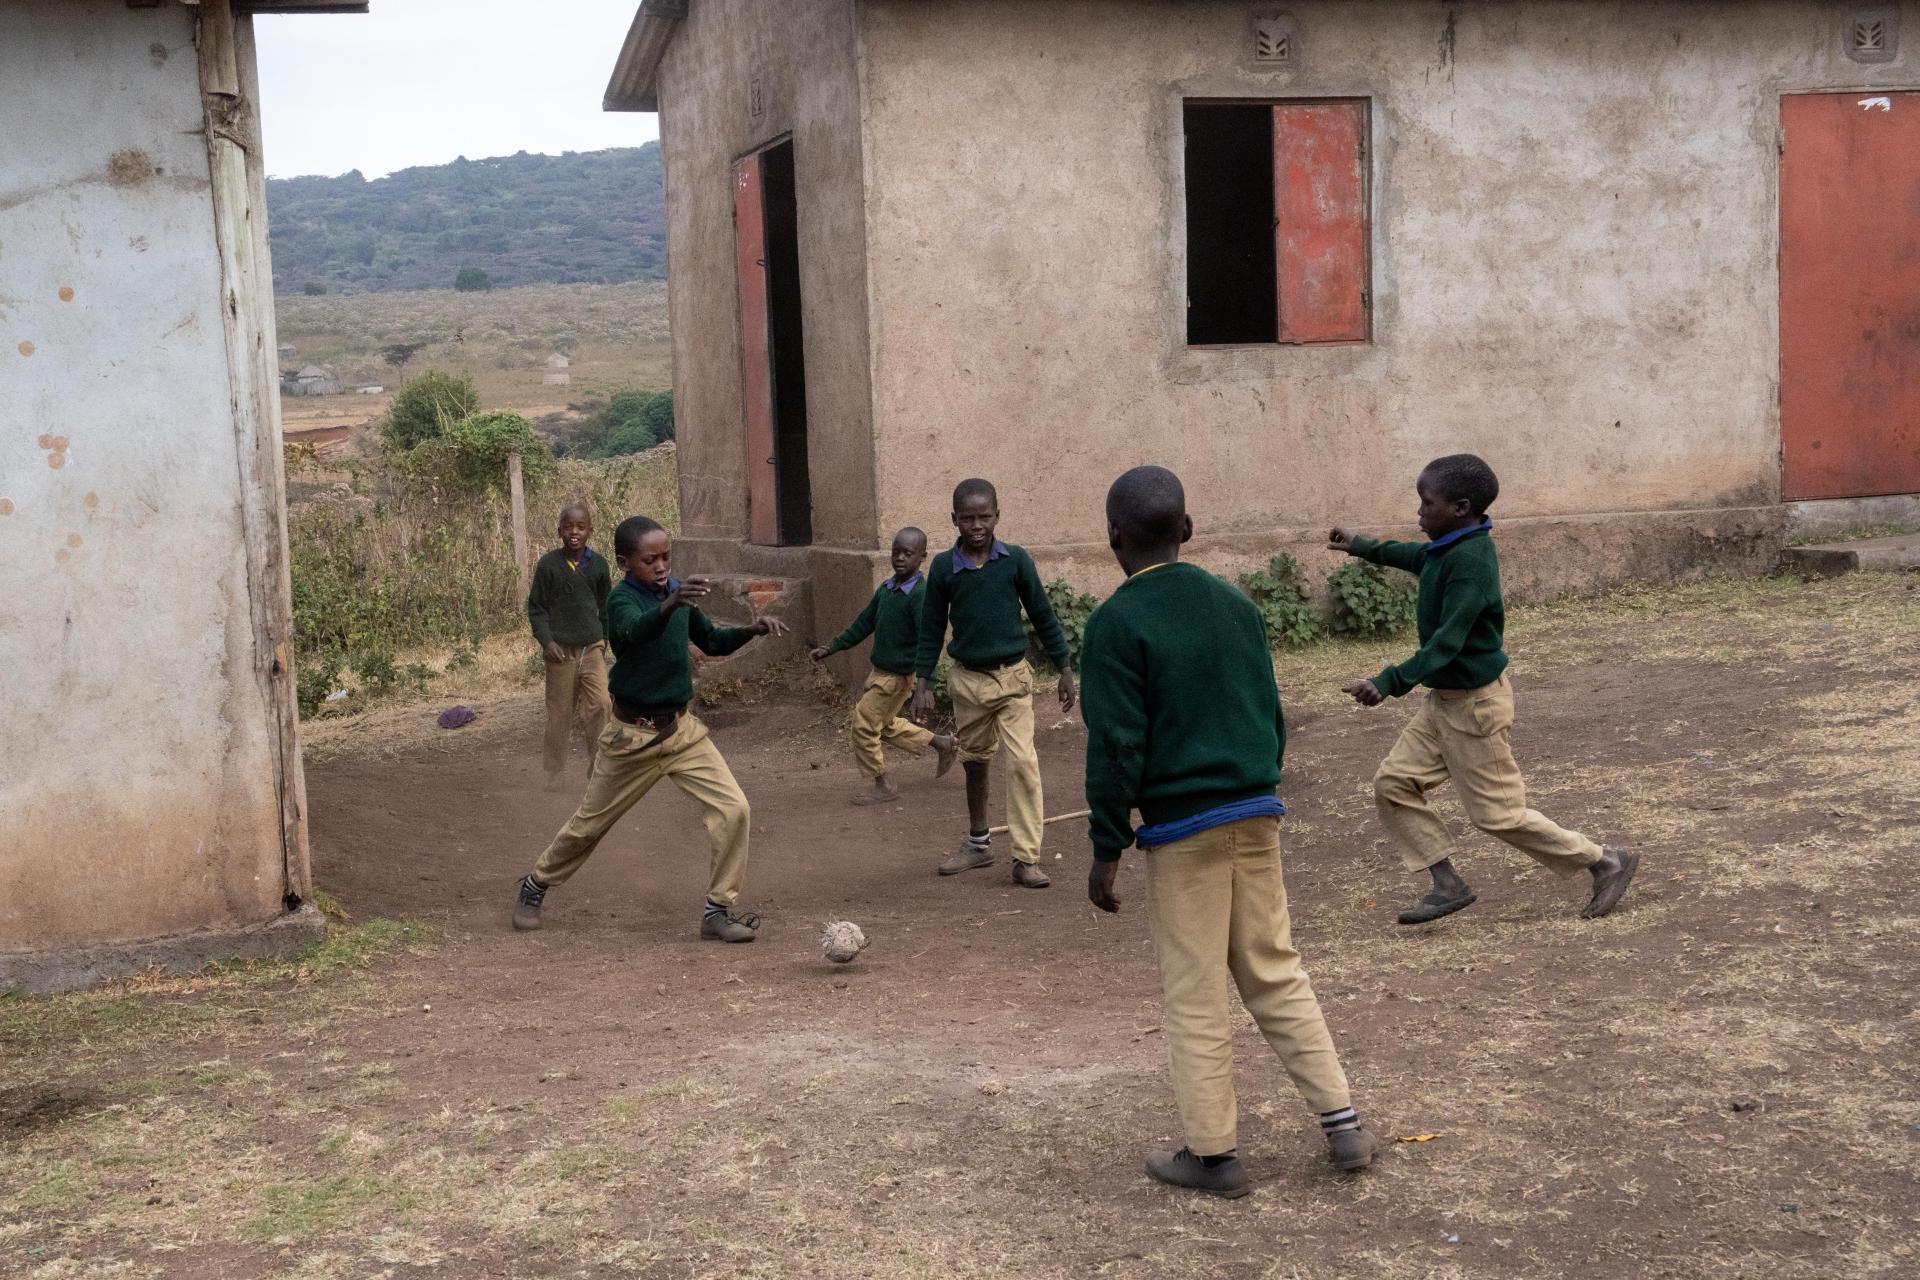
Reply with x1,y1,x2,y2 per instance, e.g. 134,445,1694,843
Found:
1083,466,1374,1198
1331,453,1640,924
512,516,787,941
908,479,1073,888
527,503,612,787
810,526,959,804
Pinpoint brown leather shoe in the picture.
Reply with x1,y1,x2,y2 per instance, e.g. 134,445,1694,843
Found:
1583,846,1641,919
511,874,546,932
938,841,994,875
1327,1127,1378,1172
1011,860,1051,889
1145,1148,1250,1199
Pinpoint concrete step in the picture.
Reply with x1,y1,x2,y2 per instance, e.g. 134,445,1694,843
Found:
1780,532,1920,577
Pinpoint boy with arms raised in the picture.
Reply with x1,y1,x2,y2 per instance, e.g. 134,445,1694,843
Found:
527,503,613,787
909,479,1073,888
1331,453,1640,924
513,516,787,940
810,526,960,804
1083,466,1374,1198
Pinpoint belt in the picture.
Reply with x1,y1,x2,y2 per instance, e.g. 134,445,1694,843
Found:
613,701,684,733
960,654,1026,675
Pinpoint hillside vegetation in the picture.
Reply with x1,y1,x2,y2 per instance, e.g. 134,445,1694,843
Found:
267,146,665,295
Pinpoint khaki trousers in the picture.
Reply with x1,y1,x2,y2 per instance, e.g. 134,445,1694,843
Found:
851,670,934,777
533,713,750,907
1373,673,1603,876
542,642,611,776
1144,817,1351,1155
947,660,1043,865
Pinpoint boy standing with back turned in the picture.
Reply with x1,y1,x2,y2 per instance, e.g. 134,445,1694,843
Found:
1331,453,1640,924
1083,466,1374,1198
527,503,613,787
810,526,960,805
909,479,1074,888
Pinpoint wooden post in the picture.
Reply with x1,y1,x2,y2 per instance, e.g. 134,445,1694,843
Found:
199,0,312,905
508,452,530,601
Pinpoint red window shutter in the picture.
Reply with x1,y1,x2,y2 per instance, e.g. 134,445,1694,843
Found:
1272,101,1369,343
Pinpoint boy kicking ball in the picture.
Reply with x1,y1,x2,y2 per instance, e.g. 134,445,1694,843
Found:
1083,467,1374,1197
810,526,959,804
1331,453,1640,924
512,516,787,941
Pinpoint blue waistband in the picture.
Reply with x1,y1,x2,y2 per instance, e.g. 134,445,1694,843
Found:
1136,795,1286,850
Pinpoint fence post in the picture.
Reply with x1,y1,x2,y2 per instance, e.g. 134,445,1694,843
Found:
508,452,530,602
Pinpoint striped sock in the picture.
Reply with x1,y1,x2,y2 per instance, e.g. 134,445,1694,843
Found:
703,900,727,919
968,831,991,850
1319,1107,1360,1136
519,874,547,904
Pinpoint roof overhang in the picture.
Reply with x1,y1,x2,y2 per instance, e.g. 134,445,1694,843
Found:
604,0,687,113
128,0,369,9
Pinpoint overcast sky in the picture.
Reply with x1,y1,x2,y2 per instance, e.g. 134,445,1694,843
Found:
254,0,659,180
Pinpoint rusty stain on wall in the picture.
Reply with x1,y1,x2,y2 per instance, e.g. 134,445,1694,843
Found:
0,499,15,517
17,340,33,356
84,492,99,508
59,286,74,302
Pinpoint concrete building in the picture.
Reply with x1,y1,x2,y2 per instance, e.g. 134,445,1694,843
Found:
1,0,366,993
286,364,341,396
605,0,1920,671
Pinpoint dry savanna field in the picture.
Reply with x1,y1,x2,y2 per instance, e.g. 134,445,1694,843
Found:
3,572,1918,1279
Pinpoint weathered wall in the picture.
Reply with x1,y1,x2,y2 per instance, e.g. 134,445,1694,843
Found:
0,1,309,967
857,0,1917,594
653,0,876,551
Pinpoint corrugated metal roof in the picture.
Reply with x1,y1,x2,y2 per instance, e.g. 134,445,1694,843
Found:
603,1,686,113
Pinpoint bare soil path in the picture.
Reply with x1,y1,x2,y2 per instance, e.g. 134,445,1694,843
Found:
5,575,1918,1279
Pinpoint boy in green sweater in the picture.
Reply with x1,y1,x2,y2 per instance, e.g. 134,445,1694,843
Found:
1083,466,1374,1198
528,503,614,788
513,516,788,941
1332,453,1640,924
810,526,959,804
908,479,1073,888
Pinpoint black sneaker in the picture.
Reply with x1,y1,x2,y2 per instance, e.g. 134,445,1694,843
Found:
1145,1147,1250,1199
512,874,547,931
701,908,759,943
1327,1127,1378,1171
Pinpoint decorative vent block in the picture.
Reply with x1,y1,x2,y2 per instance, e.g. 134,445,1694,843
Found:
1844,9,1899,64
1252,13,1297,66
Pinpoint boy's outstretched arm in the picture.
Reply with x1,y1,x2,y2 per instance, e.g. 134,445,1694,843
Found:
689,605,788,658
812,592,878,662
1080,614,1145,913
909,570,953,723
1330,526,1425,575
1343,569,1493,704
1014,550,1076,710
612,577,708,648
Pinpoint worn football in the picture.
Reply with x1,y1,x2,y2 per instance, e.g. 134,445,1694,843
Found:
820,920,869,964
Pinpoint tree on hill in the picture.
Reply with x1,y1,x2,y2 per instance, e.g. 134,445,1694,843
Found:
453,266,492,292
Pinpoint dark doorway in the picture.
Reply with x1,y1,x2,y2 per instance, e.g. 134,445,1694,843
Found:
1184,102,1278,345
760,141,812,544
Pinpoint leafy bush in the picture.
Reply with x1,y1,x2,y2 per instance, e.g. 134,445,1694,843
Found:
295,649,345,719
1235,554,1325,649
408,411,553,495
1026,578,1100,671
1327,560,1418,636
576,389,674,458
453,266,492,292
301,281,327,296
380,370,479,453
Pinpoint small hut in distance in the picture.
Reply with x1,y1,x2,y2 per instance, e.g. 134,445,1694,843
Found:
542,353,571,386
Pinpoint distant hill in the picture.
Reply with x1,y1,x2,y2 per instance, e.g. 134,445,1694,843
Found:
266,146,665,295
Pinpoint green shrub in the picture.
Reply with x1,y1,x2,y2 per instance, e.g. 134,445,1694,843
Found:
1235,554,1325,649
295,649,345,719
408,410,553,495
453,266,492,292
579,389,674,458
1327,560,1418,636
380,370,480,453
1026,578,1100,671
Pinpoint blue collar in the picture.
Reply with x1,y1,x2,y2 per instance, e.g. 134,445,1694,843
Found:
626,572,679,600
883,570,924,594
951,540,1009,572
567,546,593,566
1425,518,1492,557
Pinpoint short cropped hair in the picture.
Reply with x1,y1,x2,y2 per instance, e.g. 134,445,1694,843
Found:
558,502,592,524
895,526,927,546
1106,466,1186,546
613,515,665,559
1422,454,1499,516
952,478,997,510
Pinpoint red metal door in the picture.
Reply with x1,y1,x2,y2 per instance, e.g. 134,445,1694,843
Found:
1272,101,1368,344
1780,92,1920,500
734,153,779,544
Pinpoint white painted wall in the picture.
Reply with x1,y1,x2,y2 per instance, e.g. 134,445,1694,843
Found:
0,0,291,952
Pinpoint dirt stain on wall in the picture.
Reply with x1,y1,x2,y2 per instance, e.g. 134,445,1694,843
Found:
107,149,155,187
58,287,74,302
18,340,34,357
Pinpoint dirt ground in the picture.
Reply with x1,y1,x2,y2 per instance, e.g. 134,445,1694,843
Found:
5,574,1919,1279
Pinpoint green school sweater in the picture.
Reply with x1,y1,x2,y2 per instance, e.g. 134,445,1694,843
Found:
1349,525,1508,698
913,543,1070,678
605,578,755,715
526,547,612,648
1080,562,1287,862
822,575,924,675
